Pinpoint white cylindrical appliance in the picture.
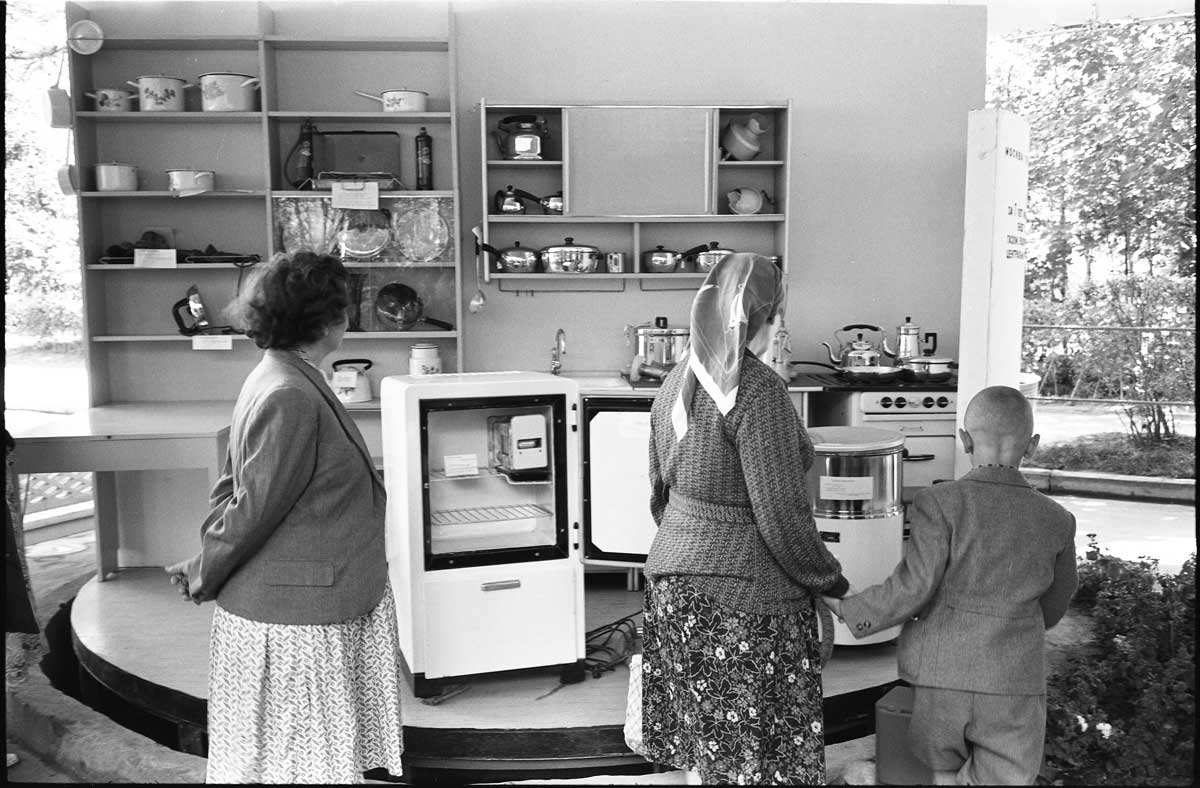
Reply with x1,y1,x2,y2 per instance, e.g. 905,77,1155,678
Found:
807,426,905,646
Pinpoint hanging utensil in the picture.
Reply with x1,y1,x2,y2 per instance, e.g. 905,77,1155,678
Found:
469,226,487,312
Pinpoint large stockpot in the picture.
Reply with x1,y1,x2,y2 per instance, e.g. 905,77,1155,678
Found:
479,240,539,273
642,244,708,274
199,72,260,112
626,316,690,366
94,162,138,191
540,237,600,273
806,426,904,518
688,241,735,273
127,75,190,111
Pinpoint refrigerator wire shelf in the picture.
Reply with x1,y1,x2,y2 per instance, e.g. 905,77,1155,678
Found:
431,503,553,527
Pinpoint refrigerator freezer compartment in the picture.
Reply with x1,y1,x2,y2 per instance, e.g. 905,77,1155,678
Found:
429,467,551,486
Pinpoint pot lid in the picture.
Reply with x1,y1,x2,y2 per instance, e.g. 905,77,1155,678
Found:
198,72,256,78
808,426,904,454
137,74,186,80
918,356,955,363
96,161,136,168
165,168,213,173
542,237,599,253
381,88,429,95
645,245,678,254
697,241,733,254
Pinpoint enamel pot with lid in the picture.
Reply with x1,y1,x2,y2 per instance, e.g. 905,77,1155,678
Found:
199,72,260,112
166,168,215,193
688,241,735,273
540,237,600,273
479,240,539,273
127,75,190,111
94,162,138,191
86,88,135,111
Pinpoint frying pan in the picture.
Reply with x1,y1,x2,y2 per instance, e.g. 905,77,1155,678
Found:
789,360,901,384
374,282,453,331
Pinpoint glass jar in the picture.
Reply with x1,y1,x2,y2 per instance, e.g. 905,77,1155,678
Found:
409,343,441,375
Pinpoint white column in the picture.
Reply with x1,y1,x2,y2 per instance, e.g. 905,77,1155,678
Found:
954,109,1030,477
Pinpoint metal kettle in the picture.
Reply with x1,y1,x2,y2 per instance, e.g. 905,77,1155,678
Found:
821,324,896,368
538,191,564,214
328,358,373,404
492,184,540,214
494,115,550,160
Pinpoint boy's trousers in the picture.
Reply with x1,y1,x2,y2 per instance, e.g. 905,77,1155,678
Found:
910,686,1046,785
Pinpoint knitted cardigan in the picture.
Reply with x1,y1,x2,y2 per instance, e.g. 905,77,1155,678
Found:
644,352,849,614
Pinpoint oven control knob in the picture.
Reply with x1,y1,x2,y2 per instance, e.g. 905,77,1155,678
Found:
923,396,935,408
936,396,949,409
895,397,907,408
880,396,893,408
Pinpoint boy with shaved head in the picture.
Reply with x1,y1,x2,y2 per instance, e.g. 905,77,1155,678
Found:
824,386,1077,785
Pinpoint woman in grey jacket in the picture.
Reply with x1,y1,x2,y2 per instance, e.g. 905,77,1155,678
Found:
640,253,850,785
166,252,402,783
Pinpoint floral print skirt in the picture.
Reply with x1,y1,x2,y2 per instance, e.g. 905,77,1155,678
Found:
640,576,826,785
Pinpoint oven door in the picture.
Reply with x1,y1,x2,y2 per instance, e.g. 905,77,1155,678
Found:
899,434,957,490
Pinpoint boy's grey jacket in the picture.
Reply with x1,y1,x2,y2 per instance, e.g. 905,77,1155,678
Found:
644,353,848,614
840,466,1077,695
181,349,387,624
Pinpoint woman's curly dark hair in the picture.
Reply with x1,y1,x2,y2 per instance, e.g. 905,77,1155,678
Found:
238,252,350,349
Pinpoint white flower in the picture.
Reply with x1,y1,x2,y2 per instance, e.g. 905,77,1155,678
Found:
1076,715,1089,732
766,663,775,675
714,646,726,659
727,710,739,722
792,734,805,746
786,672,795,683
1097,722,1113,739
708,740,719,751
802,658,810,670
739,640,749,652
1151,580,1163,595
774,771,785,782
748,706,758,718
811,720,823,734
737,776,746,785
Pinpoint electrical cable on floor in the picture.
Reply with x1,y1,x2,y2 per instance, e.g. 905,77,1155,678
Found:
536,610,643,700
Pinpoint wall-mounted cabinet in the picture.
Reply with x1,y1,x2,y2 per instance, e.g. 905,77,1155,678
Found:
479,101,790,291
66,1,463,406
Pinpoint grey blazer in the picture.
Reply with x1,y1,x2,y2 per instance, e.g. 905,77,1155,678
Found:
181,349,387,625
840,466,1077,695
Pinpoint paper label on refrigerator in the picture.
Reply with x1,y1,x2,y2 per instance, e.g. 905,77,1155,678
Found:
331,181,379,210
819,476,874,500
443,454,478,477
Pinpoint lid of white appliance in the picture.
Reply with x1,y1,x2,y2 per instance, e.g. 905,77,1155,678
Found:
809,426,904,454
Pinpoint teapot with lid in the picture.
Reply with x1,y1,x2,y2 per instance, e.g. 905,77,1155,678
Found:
494,115,550,160
821,324,896,368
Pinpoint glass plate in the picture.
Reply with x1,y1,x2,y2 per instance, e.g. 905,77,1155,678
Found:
394,203,448,262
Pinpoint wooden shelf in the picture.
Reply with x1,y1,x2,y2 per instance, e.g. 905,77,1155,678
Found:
75,111,263,122
98,36,261,50
270,190,455,198
344,331,459,339
491,272,707,280
485,160,563,167
718,160,785,167
92,331,458,342
87,263,263,270
264,37,449,52
268,111,452,122
79,191,267,198
487,214,785,223
92,334,253,343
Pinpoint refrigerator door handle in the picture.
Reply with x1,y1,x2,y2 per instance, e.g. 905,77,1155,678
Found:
481,579,522,592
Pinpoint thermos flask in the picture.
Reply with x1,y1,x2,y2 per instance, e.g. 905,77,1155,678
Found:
415,127,433,190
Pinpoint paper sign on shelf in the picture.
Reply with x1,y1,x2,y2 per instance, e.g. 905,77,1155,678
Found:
331,181,380,210
134,249,177,268
192,335,233,351
443,454,479,477
819,476,874,501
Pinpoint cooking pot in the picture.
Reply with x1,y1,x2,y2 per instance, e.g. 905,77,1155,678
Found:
493,184,540,215
328,358,373,404
94,162,138,191
541,237,600,273
127,75,190,112
86,88,135,112
539,191,564,214
494,115,550,160
479,240,539,273
199,72,260,112
375,282,454,331
688,241,735,273
720,116,769,161
626,316,690,367
353,88,428,113
166,168,214,193
900,356,956,382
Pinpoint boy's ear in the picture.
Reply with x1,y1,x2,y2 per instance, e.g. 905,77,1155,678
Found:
958,427,973,455
1024,433,1041,459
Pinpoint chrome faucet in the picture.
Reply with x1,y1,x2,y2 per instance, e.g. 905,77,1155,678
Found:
551,328,566,375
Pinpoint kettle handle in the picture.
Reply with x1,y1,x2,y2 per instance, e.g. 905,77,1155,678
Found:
332,358,373,371
840,323,882,333
923,332,939,355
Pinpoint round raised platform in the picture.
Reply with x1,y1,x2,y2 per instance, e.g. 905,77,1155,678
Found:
71,568,899,778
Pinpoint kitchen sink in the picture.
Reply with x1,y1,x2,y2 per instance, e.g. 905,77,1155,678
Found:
559,373,630,390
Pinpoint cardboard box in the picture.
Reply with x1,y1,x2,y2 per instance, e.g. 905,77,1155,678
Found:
875,685,935,785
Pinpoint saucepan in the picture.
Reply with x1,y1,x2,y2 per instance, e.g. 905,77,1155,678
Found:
128,75,191,112
899,356,957,382
166,168,215,194
199,72,260,112
374,282,454,331
86,88,136,111
353,88,428,112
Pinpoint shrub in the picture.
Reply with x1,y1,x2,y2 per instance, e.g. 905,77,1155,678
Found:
1041,542,1195,785
1025,432,1196,479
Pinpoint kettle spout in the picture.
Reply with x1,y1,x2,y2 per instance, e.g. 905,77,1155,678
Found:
819,341,840,365
881,336,897,358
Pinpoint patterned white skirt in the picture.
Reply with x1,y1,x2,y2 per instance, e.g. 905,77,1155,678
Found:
205,584,405,784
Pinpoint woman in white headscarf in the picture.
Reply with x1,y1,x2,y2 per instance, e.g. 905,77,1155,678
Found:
639,253,850,785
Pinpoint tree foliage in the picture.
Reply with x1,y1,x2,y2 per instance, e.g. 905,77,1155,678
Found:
989,16,1197,281
4,0,82,340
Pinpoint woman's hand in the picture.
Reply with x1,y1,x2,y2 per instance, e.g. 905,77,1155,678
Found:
164,561,201,605
821,584,858,621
